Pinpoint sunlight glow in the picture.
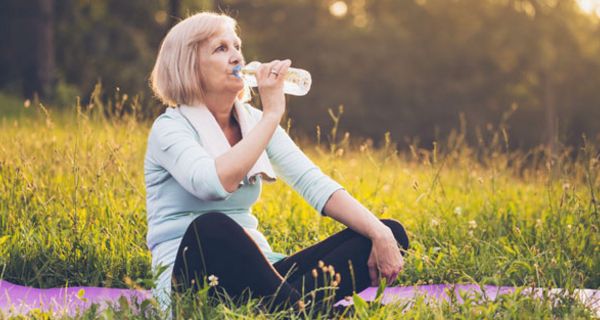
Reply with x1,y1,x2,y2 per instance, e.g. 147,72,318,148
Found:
577,0,600,16
329,1,348,18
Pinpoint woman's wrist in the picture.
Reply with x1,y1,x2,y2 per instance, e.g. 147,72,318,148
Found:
261,110,283,124
368,223,394,242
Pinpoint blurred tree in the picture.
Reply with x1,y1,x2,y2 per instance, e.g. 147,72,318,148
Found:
0,0,56,99
0,0,598,150
169,0,181,29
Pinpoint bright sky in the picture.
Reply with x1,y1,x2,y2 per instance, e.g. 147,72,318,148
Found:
577,0,600,16
329,0,600,18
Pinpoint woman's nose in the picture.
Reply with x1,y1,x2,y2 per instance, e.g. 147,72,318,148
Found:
230,50,243,66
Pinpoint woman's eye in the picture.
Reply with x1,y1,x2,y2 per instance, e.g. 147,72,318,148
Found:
216,45,226,52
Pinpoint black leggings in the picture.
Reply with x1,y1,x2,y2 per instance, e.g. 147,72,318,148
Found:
171,212,409,310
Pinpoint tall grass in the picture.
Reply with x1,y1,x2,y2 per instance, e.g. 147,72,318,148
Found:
0,96,598,318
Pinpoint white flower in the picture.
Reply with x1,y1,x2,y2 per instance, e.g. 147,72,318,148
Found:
468,220,477,229
208,274,219,287
430,218,440,227
454,207,463,216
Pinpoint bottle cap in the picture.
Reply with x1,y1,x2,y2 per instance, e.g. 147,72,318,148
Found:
232,65,243,78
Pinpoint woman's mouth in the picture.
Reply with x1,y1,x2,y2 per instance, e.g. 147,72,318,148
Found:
232,65,243,78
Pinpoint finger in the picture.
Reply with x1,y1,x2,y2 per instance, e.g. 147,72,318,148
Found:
258,61,276,79
255,62,269,84
274,59,291,75
275,59,291,83
390,257,403,284
368,262,378,286
388,271,398,285
271,62,287,84
267,60,281,78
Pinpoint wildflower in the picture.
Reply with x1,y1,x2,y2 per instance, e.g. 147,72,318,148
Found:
208,274,219,287
312,268,318,278
24,99,31,108
297,300,306,311
332,280,339,287
567,224,572,231
335,273,341,283
430,218,440,227
318,260,325,268
468,230,474,237
329,265,336,276
468,220,477,229
454,207,463,216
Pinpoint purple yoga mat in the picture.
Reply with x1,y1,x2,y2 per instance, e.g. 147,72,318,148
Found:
0,280,151,316
334,284,516,306
1,280,598,317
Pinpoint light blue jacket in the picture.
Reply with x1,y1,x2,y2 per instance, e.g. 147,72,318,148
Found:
144,104,343,311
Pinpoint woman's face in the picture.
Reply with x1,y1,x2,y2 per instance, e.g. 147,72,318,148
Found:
197,26,245,97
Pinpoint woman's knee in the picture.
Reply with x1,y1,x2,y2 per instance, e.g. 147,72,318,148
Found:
380,219,409,250
191,211,235,227
186,212,241,238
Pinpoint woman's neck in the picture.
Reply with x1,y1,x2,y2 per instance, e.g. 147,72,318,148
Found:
202,93,237,130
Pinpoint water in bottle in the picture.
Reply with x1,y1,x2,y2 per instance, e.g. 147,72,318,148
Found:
233,61,312,96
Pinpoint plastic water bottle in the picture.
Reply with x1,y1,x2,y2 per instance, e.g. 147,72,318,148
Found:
233,61,312,96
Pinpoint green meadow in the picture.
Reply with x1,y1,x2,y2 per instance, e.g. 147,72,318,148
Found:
0,97,598,319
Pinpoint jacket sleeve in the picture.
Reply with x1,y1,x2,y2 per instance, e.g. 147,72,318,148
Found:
146,115,232,201
245,106,344,214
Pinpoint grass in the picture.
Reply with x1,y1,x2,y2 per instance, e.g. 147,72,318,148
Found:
0,97,598,319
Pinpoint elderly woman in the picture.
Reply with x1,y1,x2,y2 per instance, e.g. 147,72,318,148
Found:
145,12,409,313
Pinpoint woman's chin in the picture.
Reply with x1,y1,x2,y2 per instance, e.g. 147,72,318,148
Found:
230,83,245,93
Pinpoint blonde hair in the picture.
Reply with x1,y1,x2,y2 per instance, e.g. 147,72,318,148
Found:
150,12,249,106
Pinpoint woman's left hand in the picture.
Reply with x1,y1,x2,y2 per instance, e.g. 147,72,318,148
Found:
367,229,404,286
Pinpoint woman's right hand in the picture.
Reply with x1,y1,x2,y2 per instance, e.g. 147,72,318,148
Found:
255,59,291,120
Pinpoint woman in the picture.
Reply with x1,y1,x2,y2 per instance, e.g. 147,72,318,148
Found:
145,12,409,314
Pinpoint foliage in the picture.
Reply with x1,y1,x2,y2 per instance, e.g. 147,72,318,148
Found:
2,0,600,148
0,99,598,318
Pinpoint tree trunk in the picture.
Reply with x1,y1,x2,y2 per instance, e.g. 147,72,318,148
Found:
0,1,13,88
21,0,55,99
168,0,181,29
